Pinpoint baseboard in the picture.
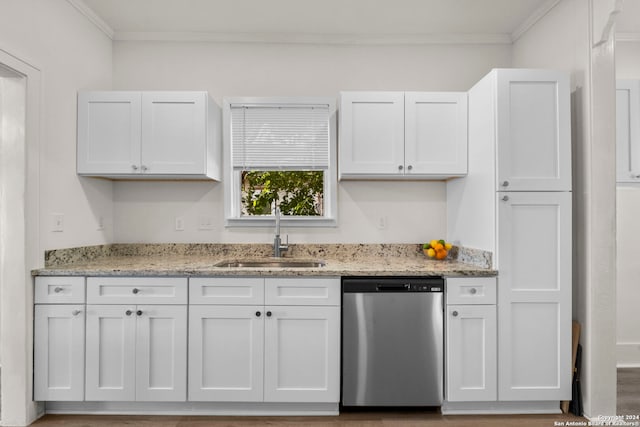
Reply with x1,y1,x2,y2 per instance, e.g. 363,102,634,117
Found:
44,401,339,416
617,343,640,367
441,401,562,415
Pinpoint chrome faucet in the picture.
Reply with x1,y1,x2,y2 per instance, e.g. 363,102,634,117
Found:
273,207,289,257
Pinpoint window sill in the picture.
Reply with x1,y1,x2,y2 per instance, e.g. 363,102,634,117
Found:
225,217,337,228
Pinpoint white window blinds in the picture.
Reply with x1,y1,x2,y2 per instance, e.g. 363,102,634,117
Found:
231,104,330,170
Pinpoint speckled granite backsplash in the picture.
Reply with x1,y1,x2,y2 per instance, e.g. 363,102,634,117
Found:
45,243,492,269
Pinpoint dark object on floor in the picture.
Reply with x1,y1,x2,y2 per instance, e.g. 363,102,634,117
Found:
570,344,583,416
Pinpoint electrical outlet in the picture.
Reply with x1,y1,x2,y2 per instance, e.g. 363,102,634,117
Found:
198,216,214,230
52,214,64,232
377,216,387,230
175,216,185,231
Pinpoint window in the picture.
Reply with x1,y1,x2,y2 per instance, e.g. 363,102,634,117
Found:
223,97,337,227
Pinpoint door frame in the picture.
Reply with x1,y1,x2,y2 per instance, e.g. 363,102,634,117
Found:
0,48,42,426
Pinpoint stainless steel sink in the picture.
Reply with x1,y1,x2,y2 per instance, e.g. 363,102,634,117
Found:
214,259,326,268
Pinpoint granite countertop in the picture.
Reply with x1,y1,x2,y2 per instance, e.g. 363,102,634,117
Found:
33,243,497,278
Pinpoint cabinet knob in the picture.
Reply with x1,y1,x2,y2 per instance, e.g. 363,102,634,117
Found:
137,310,143,316
141,165,148,172
470,288,477,295
452,311,459,317
72,309,82,316
255,311,261,317
407,165,413,171
132,288,140,294
266,311,272,317
398,165,404,171
502,195,509,202
54,286,64,293
502,180,509,187
125,310,133,316
633,174,640,179
132,165,139,171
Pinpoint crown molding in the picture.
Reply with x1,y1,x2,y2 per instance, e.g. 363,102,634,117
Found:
112,31,512,45
511,0,562,42
66,0,115,39
616,32,640,43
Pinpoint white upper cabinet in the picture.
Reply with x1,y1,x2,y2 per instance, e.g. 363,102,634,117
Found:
495,69,571,191
339,91,467,179
339,92,405,176
405,92,467,176
77,91,221,180
616,80,640,183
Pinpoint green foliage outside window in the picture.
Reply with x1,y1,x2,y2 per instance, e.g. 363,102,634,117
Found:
241,171,324,216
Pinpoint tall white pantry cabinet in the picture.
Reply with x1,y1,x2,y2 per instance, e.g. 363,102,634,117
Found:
447,69,572,404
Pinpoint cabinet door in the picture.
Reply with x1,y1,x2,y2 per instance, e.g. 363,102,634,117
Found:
135,305,187,401
77,91,141,175
141,92,206,175
616,80,640,182
446,304,497,402
339,92,405,177
405,92,467,176
188,305,264,402
495,70,571,191
34,305,85,401
497,192,572,400
85,305,136,401
264,306,340,403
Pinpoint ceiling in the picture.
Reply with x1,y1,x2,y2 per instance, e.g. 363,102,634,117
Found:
72,0,639,44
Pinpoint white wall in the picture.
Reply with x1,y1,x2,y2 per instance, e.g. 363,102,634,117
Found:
512,0,618,418
0,0,114,253
0,1,113,425
615,40,640,367
112,41,511,243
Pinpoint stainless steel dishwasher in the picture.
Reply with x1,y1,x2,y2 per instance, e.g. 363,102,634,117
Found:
342,276,444,406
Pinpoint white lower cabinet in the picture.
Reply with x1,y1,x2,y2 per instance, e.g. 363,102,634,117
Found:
263,305,340,403
34,305,86,401
188,277,341,403
445,277,497,402
446,304,497,402
85,304,187,401
188,305,265,401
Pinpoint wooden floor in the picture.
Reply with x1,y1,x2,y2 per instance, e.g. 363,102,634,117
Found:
31,410,586,427
618,368,640,415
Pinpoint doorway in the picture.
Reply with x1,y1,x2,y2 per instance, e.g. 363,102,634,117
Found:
0,49,42,426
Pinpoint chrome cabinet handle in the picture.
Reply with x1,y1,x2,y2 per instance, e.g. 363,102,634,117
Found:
633,174,640,179
398,165,404,171
452,311,459,317
54,287,64,293
470,288,477,295
407,165,413,171
132,165,139,171
502,195,509,202
255,311,261,317
136,310,143,316
502,180,509,187
266,311,272,317
132,288,140,294
141,165,148,172
72,309,81,316
125,310,133,316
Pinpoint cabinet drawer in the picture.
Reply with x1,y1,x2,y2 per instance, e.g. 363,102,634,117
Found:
35,276,85,304
446,277,496,305
265,277,340,306
86,277,187,304
189,277,264,305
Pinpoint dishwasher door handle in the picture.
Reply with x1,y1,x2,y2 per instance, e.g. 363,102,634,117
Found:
376,284,410,292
